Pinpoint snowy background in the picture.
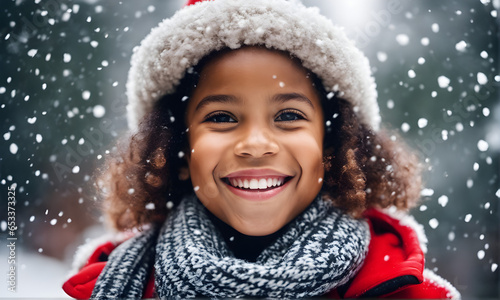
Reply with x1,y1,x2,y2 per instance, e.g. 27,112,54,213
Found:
1,0,499,298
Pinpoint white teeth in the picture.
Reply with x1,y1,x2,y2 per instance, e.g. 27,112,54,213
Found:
259,179,267,189
228,177,288,189
249,179,259,189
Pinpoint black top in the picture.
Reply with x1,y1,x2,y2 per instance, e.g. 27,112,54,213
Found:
206,209,288,262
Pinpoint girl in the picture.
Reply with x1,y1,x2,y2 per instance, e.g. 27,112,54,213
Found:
63,0,460,298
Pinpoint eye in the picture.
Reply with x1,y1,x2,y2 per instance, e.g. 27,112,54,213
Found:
275,109,306,122
203,112,237,123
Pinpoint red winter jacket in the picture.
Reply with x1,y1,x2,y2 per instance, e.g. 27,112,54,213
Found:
62,209,459,299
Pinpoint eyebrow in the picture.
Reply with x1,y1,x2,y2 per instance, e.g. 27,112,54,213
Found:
194,93,314,111
272,93,314,110
194,94,238,112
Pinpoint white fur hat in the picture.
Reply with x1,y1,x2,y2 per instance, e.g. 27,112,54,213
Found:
126,0,380,131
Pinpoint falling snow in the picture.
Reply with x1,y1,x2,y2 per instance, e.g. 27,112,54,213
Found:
395,34,409,46
429,218,439,229
9,143,18,154
387,99,394,109
27,49,38,57
401,122,410,132
377,52,387,62
438,195,449,207
467,179,474,188
417,118,428,128
477,140,489,152
421,188,434,196
82,90,91,100
455,40,467,52
437,76,450,88
63,53,72,63
477,72,488,85
464,214,472,222
93,105,106,118
492,264,498,272
431,23,440,32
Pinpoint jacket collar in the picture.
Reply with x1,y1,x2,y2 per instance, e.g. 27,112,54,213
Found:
341,208,425,298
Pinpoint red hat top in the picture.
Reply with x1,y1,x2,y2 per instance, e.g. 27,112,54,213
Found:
184,0,207,7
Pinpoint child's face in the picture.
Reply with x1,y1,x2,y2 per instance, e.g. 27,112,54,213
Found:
185,47,325,236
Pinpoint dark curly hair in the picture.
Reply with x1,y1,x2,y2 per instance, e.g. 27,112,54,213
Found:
97,48,422,231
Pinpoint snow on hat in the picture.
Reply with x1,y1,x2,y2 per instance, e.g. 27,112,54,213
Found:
126,0,380,131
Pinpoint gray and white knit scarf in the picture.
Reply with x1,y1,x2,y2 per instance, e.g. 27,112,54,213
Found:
92,195,370,299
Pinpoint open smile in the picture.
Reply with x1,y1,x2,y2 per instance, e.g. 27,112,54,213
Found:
221,169,294,200
222,176,293,191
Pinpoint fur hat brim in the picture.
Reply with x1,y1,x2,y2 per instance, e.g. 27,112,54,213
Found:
126,0,380,131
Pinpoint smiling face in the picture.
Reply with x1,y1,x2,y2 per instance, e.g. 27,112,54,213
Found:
185,47,325,236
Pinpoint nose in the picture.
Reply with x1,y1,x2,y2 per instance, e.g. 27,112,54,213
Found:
234,125,279,158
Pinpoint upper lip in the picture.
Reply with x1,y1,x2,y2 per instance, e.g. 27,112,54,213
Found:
223,169,292,179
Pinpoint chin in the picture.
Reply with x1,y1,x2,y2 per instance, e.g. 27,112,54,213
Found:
230,219,285,236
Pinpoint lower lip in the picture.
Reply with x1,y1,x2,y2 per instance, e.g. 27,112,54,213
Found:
224,180,289,201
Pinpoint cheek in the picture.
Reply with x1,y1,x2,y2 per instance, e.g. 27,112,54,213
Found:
187,133,229,198
297,135,324,201
287,130,324,174
188,134,218,179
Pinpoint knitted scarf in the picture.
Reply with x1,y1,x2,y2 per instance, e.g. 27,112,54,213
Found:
92,195,370,299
